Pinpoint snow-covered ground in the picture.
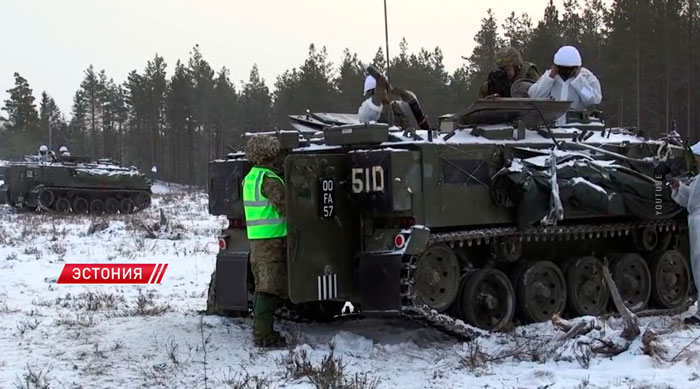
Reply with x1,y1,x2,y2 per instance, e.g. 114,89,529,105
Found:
1,184,700,388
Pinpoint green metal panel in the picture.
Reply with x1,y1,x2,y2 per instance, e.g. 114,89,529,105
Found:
285,153,360,303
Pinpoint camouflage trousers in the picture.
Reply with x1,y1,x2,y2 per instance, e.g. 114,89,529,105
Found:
250,237,287,298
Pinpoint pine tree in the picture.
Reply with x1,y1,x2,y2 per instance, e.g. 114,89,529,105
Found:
166,60,196,183
79,65,104,158
526,0,563,70
188,46,214,183
2,72,41,157
335,49,365,112
68,90,89,155
370,47,387,72
240,64,272,136
212,67,239,157
465,9,504,100
502,12,533,53
39,92,65,151
272,44,338,126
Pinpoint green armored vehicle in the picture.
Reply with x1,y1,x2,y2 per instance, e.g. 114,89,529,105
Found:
1,155,151,215
207,98,694,336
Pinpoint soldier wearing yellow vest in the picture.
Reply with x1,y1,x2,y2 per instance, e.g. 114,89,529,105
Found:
242,135,287,347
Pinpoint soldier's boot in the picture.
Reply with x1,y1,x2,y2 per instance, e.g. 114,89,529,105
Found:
253,292,286,348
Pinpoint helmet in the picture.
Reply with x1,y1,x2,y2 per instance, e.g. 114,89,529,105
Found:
553,46,582,67
245,135,280,165
59,146,68,153
510,78,535,98
363,75,377,94
39,145,48,153
495,46,523,68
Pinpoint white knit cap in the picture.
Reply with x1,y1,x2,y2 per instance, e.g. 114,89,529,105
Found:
363,75,376,94
691,141,700,156
553,46,582,67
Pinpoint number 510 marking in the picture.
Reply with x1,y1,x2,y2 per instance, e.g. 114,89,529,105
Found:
351,166,385,193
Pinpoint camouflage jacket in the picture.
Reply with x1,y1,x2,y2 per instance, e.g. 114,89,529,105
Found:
479,62,540,98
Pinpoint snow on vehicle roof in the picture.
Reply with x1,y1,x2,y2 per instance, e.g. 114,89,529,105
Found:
570,177,608,195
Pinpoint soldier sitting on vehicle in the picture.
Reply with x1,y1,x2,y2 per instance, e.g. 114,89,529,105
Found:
242,135,288,348
479,46,539,99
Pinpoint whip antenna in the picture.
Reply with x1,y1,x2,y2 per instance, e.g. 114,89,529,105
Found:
383,0,390,77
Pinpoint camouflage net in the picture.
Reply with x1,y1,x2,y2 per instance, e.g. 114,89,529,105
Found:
495,46,523,68
245,135,280,165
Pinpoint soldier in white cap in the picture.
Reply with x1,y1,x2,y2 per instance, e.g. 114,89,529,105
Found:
671,141,700,325
528,45,602,125
357,74,389,123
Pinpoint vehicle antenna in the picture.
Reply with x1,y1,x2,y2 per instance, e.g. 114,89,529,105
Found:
383,0,390,78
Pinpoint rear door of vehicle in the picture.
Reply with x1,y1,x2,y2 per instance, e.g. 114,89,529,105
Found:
285,153,359,303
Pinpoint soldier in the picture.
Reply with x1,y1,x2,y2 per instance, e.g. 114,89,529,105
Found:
671,141,700,325
37,145,52,162
242,135,288,347
358,73,427,130
479,46,539,98
358,74,390,123
528,45,602,125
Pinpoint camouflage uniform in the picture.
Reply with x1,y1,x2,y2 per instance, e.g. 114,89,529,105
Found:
479,47,540,98
244,135,288,347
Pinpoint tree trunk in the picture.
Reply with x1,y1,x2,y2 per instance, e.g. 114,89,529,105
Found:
636,0,642,132
688,0,694,139
666,2,671,135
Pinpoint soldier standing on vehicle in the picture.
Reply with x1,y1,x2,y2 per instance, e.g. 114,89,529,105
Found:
479,46,539,98
671,141,700,325
527,45,602,125
358,71,429,131
242,135,288,347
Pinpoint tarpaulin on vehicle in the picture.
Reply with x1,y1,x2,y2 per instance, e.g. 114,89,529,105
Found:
491,156,684,229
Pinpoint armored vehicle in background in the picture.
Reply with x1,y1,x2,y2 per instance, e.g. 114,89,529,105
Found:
207,98,694,337
1,155,151,215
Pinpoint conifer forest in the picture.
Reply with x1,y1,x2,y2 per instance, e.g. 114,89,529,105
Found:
2,0,699,185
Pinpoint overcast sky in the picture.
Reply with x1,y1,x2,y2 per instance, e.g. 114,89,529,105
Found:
2,0,575,116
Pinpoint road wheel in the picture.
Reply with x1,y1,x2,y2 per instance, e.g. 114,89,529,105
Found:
120,198,135,214
610,253,651,312
514,261,567,323
38,189,55,208
460,268,515,331
649,250,690,309
134,192,151,210
54,197,71,213
414,244,461,312
566,256,609,316
89,199,105,215
72,197,89,214
105,198,119,214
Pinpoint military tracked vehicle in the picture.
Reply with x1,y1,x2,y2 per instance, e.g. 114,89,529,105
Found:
207,98,694,337
1,155,151,215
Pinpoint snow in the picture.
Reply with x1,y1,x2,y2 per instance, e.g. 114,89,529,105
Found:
571,177,609,195
1,186,700,388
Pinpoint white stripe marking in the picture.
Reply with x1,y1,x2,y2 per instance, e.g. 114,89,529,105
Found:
154,263,165,284
333,274,337,298
317,276,322,300
148,264,160,284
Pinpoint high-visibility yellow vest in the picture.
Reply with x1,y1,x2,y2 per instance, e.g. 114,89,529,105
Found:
242,166,287,239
